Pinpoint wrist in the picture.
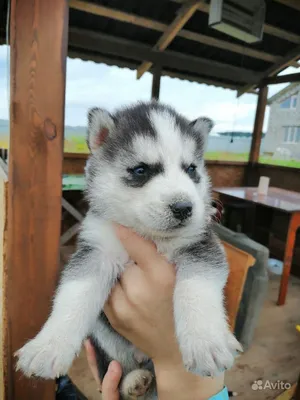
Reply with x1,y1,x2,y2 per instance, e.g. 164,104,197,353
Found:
153,360,225,400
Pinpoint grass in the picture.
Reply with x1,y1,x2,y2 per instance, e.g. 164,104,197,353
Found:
204,152,300,168
1,136,300,168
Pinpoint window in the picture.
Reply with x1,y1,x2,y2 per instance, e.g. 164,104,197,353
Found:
291,95,298,109
296,127,300,143
283,126,300,143
284,127,289,142
280,98,291,108
280,94,298,109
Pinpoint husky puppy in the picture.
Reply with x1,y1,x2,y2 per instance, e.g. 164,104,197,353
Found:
16,101,242,399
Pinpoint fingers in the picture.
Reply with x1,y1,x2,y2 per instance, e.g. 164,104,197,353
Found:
102,361,122,400
114,224,159,267
84,339,102,391
114,224,173,278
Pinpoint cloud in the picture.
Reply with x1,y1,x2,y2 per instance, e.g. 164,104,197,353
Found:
0,44,284,132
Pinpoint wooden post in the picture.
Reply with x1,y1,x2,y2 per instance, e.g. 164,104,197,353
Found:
151,66,161,100
8,1,69,399
0,165,8,400
249,85,269,164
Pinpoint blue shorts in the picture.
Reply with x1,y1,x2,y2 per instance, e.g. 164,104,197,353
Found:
209,386,229,400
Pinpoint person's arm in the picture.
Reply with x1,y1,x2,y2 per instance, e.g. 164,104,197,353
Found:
86,224,226,400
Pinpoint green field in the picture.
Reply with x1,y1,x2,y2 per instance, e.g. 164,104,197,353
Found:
204,152,300,168
1,135,300,168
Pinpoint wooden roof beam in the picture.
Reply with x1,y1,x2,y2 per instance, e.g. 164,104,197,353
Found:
69,1,283,65
136,1,201,79
68,28,260,84
263,71,300,85
273,0,300,11
238,44,300,96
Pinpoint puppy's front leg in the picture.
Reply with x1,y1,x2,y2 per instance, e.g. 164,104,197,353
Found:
174,245,242,377
16,225,127,379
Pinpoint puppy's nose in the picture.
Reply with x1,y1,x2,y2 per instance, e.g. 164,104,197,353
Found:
170,201,193,221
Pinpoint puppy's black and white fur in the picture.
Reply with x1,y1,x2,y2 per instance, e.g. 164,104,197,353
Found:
16,101,242,399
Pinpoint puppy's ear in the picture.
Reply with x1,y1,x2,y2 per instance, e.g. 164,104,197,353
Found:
189,117,214,151
189,117,214,136
87,107,115,153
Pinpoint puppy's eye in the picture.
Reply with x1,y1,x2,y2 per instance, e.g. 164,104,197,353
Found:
131,163,148,176
186,164,197,175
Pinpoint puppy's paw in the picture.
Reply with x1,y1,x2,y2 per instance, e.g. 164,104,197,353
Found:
15,334,78,379
121,369,153,399
180,327,242,377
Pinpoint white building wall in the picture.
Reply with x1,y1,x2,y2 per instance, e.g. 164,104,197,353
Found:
264,86,300,154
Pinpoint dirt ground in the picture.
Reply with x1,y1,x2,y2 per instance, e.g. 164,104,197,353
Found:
69,273,300,400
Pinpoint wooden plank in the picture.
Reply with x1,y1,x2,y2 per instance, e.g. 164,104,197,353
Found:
238,44,300,96
264,24,300,44
249,86,269,163
60,222,81,246
275,383,296,399
273,0,300,11
69,28,260,84
62,198,84,222
136,1,201,79
222,241,255,332
0,166,8,400
277,212,300,305
8,0,69,398
151,65,161,100
263,72,300,84
68,0,280,64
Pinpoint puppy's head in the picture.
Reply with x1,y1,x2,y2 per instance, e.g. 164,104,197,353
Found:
86,102,213,238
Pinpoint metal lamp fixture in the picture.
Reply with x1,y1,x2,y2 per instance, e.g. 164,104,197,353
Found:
209,0,266,43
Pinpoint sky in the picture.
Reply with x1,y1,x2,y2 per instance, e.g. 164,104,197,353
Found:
0,44,295,134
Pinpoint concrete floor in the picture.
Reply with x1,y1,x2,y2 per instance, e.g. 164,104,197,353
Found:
68,273,300,400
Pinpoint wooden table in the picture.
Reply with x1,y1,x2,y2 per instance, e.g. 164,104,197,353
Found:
213,187,300,306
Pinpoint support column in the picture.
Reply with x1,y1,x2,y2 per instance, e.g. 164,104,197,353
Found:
249,85,269,164
151,65,161,100
8,1,69,399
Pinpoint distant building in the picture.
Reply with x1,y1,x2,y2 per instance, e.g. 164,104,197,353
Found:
264,83,300,157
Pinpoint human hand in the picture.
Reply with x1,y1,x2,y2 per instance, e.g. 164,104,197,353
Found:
84,339,122,400
85,224,225,400
103,224,179,364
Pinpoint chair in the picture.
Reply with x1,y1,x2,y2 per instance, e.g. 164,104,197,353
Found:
222,241,255,332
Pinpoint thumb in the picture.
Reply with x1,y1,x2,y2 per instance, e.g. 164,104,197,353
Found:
114,224,165,272
102,361,122,400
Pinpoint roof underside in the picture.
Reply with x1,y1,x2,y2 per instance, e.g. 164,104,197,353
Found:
1,0,300,94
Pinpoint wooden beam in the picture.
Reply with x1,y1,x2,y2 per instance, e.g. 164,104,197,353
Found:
137,1,200,79
173,0,300,44
238,44,300,96
263,72,300,84
68,0,281,64
69,28,260,84
273,0,300,11
249,86,269,164
8,0,68,398
264,24,300,44
0,164,8,400
151,65,162,100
